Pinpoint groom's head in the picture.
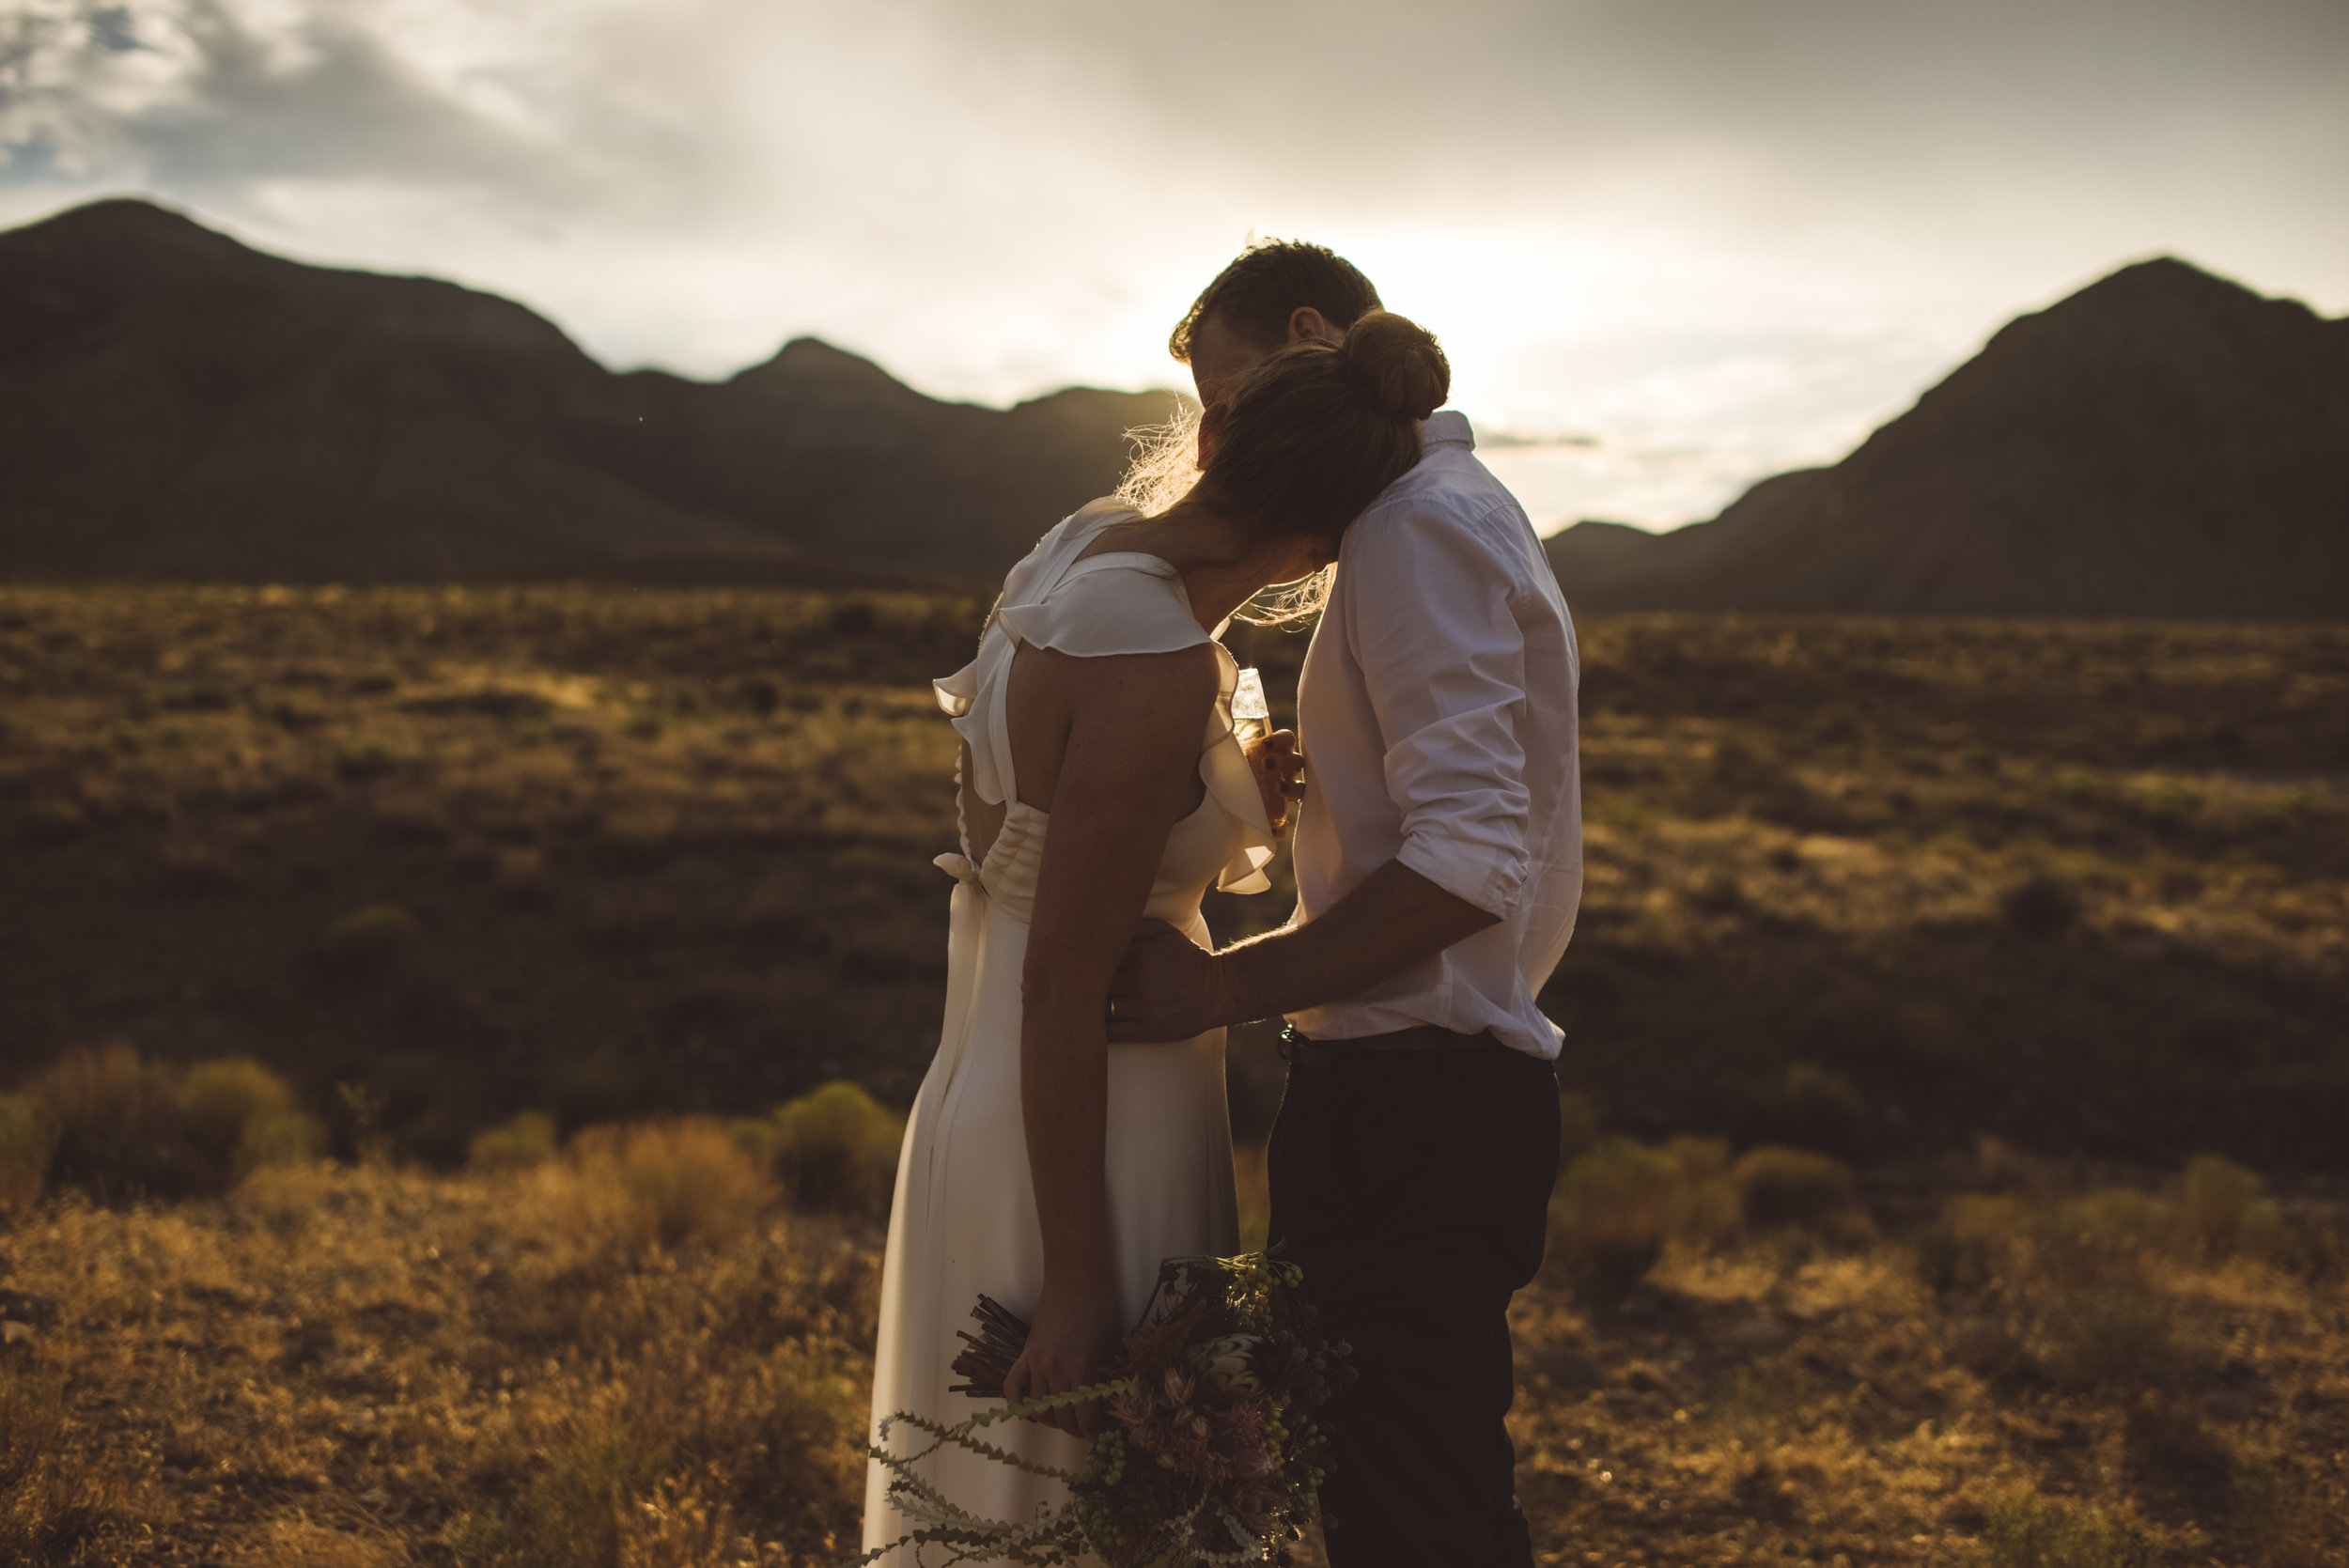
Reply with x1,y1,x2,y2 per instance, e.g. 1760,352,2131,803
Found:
1172,241,1382,408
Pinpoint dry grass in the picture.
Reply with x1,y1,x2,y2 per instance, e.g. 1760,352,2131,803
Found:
5,1137,2339,1564
5,584,2348,1560
1508,1153,2349,1566
5,586,2345,1169
0,1155,874,1566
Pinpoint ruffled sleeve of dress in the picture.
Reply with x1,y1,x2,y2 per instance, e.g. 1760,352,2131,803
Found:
993,554,1209,658
930,505,1277,894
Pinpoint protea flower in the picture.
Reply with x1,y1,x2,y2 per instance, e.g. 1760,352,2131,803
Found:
1198,1333,1265,1395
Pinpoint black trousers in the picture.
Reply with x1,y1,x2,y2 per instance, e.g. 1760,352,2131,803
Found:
1267,1042,1559,1568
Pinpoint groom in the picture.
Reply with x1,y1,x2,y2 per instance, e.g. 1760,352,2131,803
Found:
1109,241,1583,1568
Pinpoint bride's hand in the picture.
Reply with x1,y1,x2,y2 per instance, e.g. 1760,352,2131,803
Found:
1245,729,1304,836
1002,1269,1124,1438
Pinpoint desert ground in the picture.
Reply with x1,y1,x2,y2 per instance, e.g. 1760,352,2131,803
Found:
3,582,2345,1566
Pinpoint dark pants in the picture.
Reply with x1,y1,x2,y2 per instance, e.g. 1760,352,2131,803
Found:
1267,1041,1559,1568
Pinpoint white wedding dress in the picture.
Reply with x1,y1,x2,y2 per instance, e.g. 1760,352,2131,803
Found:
863,501,1275,1555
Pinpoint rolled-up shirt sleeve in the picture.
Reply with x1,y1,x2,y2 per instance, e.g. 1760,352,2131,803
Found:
1342,499,1532,919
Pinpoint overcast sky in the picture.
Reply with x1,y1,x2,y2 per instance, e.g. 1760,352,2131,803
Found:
4,0,2344,531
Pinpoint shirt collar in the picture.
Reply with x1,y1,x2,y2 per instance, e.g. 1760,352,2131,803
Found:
1423,410,1473,450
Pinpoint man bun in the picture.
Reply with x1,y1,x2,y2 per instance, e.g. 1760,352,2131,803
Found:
1344,311,1450,423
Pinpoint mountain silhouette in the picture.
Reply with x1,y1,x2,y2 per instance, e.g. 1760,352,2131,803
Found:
0,199,1181,582
1547,258,2349,618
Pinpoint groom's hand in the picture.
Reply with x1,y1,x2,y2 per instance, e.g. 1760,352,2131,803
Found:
1106,920,1229,1043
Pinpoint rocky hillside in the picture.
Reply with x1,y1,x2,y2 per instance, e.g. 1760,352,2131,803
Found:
0,199,1180,582
1547,258,2349,618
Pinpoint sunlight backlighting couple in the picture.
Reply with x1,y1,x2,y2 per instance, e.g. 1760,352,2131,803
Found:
863,241,1582,1567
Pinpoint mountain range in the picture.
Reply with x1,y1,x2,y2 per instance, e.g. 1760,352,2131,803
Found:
1545,258,2349,618
0,198,1178,583
4,199,2344,615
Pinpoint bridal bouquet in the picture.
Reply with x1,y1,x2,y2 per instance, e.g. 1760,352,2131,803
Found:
863,1252,1352,1566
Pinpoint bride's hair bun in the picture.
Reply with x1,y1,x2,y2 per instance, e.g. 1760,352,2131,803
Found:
1344,311,1450,423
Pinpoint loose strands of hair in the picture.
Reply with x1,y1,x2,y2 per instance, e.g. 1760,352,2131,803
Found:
1111,405,1202,520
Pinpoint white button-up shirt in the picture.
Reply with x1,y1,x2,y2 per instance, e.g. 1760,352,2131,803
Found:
1285,411,1583,1060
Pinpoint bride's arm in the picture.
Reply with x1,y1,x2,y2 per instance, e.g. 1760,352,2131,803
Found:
1001,643,1220,1438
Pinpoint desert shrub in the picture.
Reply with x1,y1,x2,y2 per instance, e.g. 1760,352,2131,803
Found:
2033,1285,2179,1390
572,1118,775,1250
471,1110,560,1172
1919,1193,2034,1292
1555,1137,1693,1305
0,1366,116,1565
1733,1062,1873,1160
745,1080,906,1217
2001,872,2083,938
1732,1146,1856,1230
544,1047,656,1128
334,737,400,781
19,798,86,845
30,1044,199,1197
2173,1153,2275,1259
2058,1187,2167,1249
1665,1135,1741,1241
25,1047,322,1198
178,1056,322,1177
2035,1187,2169,1289
0,1094,59,1215
317,902,418,975
1976,1486,2156,1568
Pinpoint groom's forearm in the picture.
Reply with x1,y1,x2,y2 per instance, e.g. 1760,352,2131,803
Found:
1213,859,1500,1026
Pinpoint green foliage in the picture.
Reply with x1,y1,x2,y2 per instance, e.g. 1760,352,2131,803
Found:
19,1046,319,1199
470,1110,560,1172
0,1094,60,1216
740,1080,907,1218
1732,1145,1857,1230
1976,1487,2156,1568
1921,1192,2036,1292
179,1058,291,1172
2033,1286,2179,1390
1555,1137,1697,1306
318,903,418,974
1733,1062,1874,1159
237,1109,328,1174
31,1044,198,1198
2173,1154,2272,1259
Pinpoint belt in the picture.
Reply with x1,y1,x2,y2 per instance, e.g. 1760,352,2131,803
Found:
1277,1023,1506,1068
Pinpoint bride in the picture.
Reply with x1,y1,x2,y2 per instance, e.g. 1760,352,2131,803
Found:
863,310,1452,1549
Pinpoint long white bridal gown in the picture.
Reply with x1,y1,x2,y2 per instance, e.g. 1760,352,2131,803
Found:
863,499,1274,1555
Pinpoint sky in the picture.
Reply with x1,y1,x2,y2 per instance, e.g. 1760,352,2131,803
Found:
3,0,2345,533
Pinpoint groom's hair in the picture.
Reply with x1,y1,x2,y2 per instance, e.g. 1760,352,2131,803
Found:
1170,241,1382,362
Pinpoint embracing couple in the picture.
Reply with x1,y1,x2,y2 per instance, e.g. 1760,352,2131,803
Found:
864,241,1583,1567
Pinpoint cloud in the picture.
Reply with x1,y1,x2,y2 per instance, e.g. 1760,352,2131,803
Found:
3,0,2343,526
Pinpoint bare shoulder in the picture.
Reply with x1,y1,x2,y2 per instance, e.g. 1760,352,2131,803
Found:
1020,641,1221,724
